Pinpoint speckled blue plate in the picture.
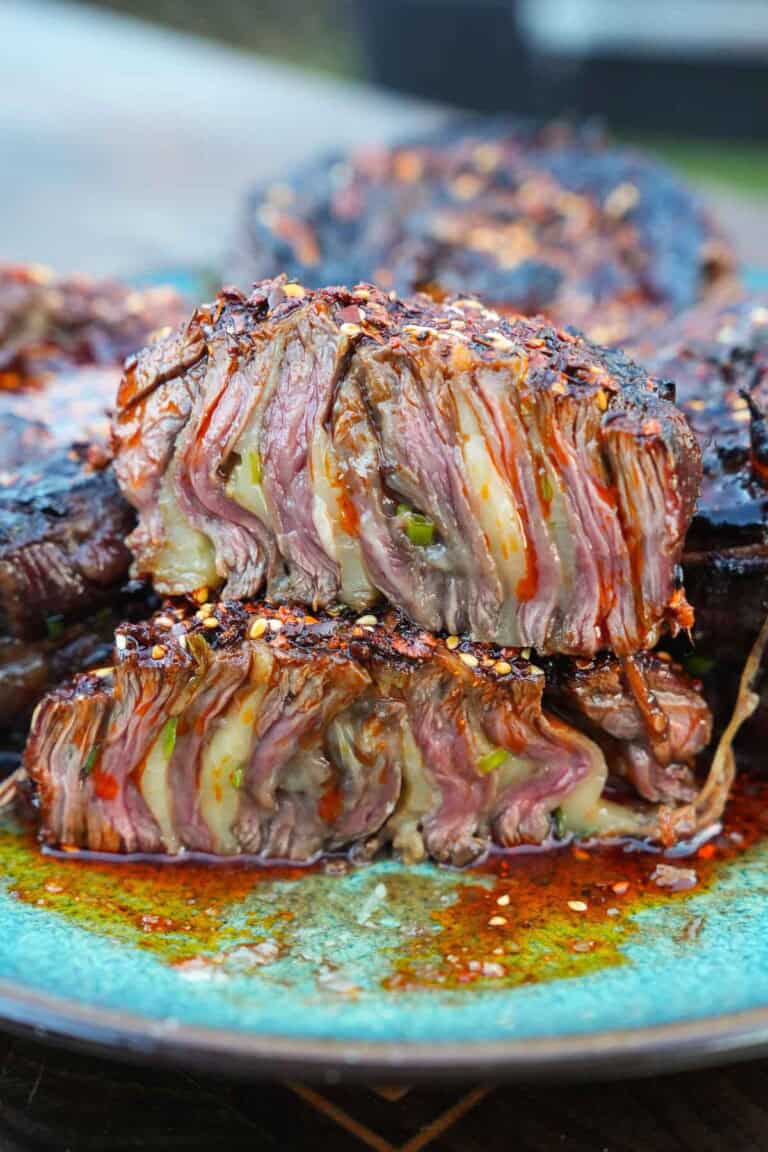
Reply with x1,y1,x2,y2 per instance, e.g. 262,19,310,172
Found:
0,791,768,1083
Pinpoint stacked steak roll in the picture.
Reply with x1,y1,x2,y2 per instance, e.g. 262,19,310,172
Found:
24,276,724,862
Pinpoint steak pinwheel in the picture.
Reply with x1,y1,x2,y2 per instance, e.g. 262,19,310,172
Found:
113,278,700,656
24,601,714,862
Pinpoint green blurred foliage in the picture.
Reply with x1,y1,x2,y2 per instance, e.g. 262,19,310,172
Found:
93,0,361,76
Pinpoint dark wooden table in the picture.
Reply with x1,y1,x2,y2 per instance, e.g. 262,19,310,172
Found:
1,3,768,1148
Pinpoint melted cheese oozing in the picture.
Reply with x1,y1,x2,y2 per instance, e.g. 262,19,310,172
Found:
453,392,527,642
310,427,376,609
198,648,273,853
140,730,181,854
558,727,655,837
227,433,273,526
386,719,437,863
155,469,217,591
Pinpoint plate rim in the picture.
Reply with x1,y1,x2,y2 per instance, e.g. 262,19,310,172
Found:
2,975,768,1082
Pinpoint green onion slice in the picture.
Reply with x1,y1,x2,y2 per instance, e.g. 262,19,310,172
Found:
553,807,567,840
83,745,100,774
161,716,178,759
397,504,435,547
248,449,262,485
231,765,245,790
477,747,509,774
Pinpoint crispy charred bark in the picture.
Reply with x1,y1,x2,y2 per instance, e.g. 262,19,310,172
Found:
230,119,736,346
113,278,700,656
25,601,712,861
0,448,135,641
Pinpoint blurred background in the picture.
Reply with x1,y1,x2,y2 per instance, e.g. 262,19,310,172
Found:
0,0,765,275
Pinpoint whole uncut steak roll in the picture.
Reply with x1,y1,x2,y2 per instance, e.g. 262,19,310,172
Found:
230,119,736,346
113,278,700,656
24,600,712,863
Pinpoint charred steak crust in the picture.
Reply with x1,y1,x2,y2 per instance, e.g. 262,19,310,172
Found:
230,118,735,346
24,599,712,861
0,447,135,641
632,298,768,657
113,277,700,656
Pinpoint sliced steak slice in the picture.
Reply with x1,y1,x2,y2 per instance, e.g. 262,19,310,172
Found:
25,601,713,862
229,119,736,347
113,278,700,656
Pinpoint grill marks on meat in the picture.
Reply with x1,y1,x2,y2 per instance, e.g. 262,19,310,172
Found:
113,279,700,656
24,602,713,863
230,119,735,347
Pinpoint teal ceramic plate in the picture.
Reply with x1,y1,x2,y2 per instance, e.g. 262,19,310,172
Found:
1,780,768,1082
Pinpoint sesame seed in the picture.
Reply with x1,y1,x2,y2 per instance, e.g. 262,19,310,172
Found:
612,881,629,895
355,614,377,627
248,618,268,640
151,644,167,660
493,660,512,676
268,619,283,633
115,634,127,651
487,330,515,352
497,894,510,906
202,617,218,630
459,652,479,668
282,283,306,298
445,635,460,650
568,900,588,912
488,915,507,927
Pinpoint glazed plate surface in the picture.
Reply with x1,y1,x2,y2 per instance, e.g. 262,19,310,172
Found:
2,782,768,1082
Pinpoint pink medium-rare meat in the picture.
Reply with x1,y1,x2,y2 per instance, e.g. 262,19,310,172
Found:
24,601,713,864
112,278,700,656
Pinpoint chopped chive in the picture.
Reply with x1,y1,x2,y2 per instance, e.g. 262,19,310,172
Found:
248,448,262,485
683,653,715,677
161,716,178,759
231,765,245,790
396,502,436,546
45,614,65,641
553,807,567,840
477,747,509,774
83,745,100,775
